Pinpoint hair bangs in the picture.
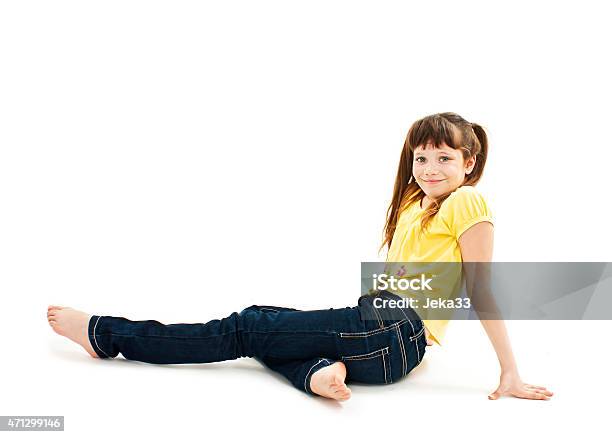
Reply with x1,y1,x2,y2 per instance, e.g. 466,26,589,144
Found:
408,115,463,152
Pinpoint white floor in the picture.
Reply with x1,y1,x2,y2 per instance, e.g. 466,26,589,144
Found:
2,309,607,436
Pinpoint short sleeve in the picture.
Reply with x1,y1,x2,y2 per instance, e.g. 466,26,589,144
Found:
441,186,494,239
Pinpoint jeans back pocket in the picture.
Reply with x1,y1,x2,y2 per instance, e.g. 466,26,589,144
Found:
341,347,391,384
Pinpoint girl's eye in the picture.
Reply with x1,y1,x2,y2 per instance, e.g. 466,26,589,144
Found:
440,156,450,162
415,157,425,163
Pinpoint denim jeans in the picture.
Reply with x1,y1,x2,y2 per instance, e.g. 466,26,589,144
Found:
87,290,427,395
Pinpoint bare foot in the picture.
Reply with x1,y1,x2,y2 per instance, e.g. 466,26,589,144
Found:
47,306,99,358
310,361,351,401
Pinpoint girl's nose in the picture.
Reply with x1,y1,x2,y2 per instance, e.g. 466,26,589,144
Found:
424,165,439,175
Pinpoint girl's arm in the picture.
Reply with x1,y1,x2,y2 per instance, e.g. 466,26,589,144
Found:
458,222,554,401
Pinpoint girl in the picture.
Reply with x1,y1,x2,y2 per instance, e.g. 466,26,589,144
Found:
47,112,553,402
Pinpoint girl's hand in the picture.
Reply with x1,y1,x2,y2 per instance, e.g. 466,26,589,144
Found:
424,327,434,346
488,371,554,400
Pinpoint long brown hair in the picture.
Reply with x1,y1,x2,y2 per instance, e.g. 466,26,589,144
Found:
379,112,489,255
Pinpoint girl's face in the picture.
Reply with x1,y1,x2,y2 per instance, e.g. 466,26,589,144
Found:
413,142,476,199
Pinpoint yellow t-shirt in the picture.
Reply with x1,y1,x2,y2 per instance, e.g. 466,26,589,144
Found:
385,185,494,346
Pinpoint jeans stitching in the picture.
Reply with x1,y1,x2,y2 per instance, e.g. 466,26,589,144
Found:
341,347,390,384
405,317,416,340
391,304,421,374
92,329,336,340
92,316,111,358
384,352,392,384
410,327,425,364
304,358,326,394
413,325,425,365
381,299,419,339
382,352,388,384
338,319,407,338
371,305,384,329
395,325,407,376
410,327,425,341
341,346,389,361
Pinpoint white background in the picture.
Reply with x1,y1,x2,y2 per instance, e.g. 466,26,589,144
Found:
1,0,610,435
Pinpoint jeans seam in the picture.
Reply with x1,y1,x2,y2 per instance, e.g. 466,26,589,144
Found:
338,319,407,338
92,316,111,358
410,327,425,341
304,358,326,394
93,330,337,340
395,325,407,376
341,346,389,361
383,352,392,384
371,305,384,329
413,325,426,365
380,307,424,375
382,352,388,384
410,327,424,364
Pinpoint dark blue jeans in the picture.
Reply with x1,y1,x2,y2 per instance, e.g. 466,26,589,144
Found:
87,290,427,395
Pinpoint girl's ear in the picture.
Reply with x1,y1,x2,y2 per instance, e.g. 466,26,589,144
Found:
465,155,477,173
